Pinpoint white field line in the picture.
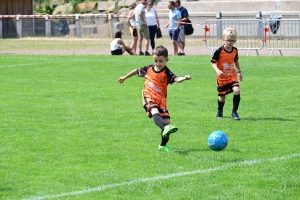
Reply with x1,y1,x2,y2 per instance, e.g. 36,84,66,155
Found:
23,153,300,200
0,60,85,68
0,57,197,69
0,63,43,68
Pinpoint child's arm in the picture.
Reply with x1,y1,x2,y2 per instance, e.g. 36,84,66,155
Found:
235,61,243,81
211,63,223,77
174,75,191,83
127,11,135,28
118,69,138,83
127,11,133,28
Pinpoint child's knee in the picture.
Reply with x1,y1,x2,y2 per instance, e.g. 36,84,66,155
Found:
233,87,240,95
218,96,225,102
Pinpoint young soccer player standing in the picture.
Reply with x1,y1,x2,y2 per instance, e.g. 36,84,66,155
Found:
211,27,243,120
118,45,191,152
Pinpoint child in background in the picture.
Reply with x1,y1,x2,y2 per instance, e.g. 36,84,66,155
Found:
110,31,134,55
118,45,191,152
211,27,243,120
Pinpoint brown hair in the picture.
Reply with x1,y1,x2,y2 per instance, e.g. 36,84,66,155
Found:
152,45,168,58
114,31,122,38
175,0,181,5
169,1,175,7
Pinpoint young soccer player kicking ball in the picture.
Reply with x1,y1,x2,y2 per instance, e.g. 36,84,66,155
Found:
118,45,191,152
211,27,243,120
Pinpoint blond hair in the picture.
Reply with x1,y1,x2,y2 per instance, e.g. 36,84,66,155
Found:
223,27,237,40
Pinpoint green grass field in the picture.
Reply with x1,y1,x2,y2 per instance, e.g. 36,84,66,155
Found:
0,54,299,200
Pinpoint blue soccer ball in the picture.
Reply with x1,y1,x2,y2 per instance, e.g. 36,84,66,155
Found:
207,131,228,151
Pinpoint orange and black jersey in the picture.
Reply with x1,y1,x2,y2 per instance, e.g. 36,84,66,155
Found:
137,64,176,98
211,45,239,87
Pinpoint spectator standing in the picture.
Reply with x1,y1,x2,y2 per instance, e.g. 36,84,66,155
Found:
127,3,138,54
145,2,160,51
134,0,151,56
164,1,181,56
175,0,189,56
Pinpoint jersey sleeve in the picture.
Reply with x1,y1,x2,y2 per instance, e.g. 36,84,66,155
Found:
166,67,177,84
137,65,150,77
234,47,239,62
211,47,222,63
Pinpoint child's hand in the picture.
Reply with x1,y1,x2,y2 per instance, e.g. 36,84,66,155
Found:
185,75,191,80
118,77,126,83
217,70,223,77
238,73,243,81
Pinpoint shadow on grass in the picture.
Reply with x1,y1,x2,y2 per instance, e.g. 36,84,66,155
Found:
173,147,243,155
173,148,210,155
242,117,295,121
0,187,13,192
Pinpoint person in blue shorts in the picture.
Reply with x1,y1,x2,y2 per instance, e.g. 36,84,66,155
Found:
175,0,190,56
164,1,181,56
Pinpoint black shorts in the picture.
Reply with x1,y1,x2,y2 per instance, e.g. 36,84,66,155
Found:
111,49,122,55
217,81,239,96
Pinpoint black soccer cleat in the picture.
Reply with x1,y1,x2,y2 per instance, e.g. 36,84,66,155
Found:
231,111,240,120
216,110,223,118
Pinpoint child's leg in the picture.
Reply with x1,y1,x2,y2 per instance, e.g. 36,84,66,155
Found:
151,107,177,149
218,95,226,111
216,95,225,118
232,86,241,111
160,130,169,146
231,86,241,120
152,109,166,130
160,118,170,146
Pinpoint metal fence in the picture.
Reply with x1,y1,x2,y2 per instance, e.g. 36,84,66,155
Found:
264,19,300,56
204,19,264,56
204,18,300,56
0,14,110,38
1,14,300,56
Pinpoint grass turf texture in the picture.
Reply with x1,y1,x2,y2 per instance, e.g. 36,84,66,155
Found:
0,55,299,199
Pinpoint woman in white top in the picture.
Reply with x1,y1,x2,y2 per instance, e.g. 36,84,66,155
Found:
110,31,134,55
145,2,160,50
126,3,138,55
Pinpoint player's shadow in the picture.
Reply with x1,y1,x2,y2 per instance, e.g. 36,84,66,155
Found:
0,187,13,192
218,117,294,121
174,148,211,155
242,117,295,121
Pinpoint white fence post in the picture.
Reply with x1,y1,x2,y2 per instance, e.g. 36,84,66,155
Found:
45,15,51,37
256,11,263,39
16,14,22,38
216,12,222,39
76,15,82,37
0,16,2,38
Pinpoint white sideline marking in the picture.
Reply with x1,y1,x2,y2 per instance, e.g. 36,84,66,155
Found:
0,57,193,69
23,153,299,200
